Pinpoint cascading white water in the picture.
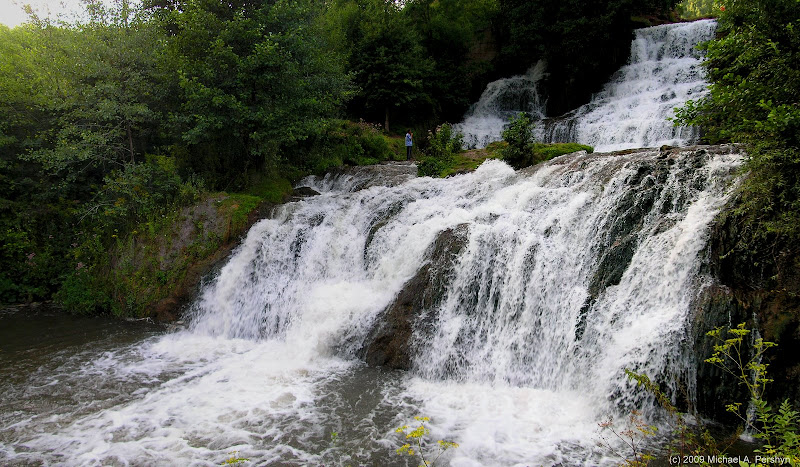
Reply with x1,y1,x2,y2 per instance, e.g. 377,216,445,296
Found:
457,20,716,152
454,61,547,149
0,146,743,466
546,19,717,151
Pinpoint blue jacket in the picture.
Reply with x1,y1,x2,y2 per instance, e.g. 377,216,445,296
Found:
405,133,413,146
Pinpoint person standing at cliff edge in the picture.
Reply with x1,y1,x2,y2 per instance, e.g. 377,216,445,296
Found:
405,130,413,161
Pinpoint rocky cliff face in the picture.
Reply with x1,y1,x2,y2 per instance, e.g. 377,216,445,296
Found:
695,198,800,420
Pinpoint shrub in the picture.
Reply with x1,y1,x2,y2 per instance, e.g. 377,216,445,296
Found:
618,324,800,466
418,123,463,177
88,160,182,232
55,268,111,314
500,113,535,169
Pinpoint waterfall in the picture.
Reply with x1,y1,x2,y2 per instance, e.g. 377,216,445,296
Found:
454,61,547,149
1,147,743,466
185,145,740,464
457,20,717,152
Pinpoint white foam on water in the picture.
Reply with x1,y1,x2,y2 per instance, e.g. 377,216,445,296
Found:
397,379,608,466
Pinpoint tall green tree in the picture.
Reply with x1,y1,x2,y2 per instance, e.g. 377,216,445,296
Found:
157,0,351,188
0,24,87,301
326,0,434,131
676,0,718,19
404,0,500,123
16,3,173,187
0,2,183,303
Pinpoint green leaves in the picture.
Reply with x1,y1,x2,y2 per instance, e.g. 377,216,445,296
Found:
165,0,350,178
394,416,458,467
500,112,535,169
704,323,800,464
674,0,800,289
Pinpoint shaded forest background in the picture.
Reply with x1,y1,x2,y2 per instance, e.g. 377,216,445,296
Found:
1,0,797,320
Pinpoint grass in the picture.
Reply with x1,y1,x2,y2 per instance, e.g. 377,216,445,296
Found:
220,193,265,232
531,142,593,163
244,172,293,203
420,140,592,178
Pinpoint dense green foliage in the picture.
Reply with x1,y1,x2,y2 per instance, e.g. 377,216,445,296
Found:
0,0,352,309
161,0,351,186
500,113,593,168
322,0,499,130
500,112,535,168
676,0,720,19
675,0,800,288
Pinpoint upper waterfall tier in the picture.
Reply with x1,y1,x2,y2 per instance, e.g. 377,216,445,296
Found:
455,61,548,149
456,19,717,152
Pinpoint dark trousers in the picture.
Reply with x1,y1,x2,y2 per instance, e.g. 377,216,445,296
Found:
406,146,412,160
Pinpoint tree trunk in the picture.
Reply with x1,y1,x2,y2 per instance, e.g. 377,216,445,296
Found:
384,106,390,132
127,122,135,163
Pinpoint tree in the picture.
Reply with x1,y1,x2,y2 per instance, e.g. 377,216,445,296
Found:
19,5,169,175
496,0,682,115
403,0,500,123
676,0,718,18
326,0,434,131
0,2,182,303
158,0,351,188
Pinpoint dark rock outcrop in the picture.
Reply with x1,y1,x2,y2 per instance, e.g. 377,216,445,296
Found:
291,186,321,199
361,224,470,370
694,196,800,419
577,148,702,339
690,283,752,423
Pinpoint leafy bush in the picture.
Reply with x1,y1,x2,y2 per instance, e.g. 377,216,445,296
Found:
0,223,68,304
55,267,111,315
295,119,393,173
426,123,463,160
500,113,535,169
417,123,463,177
89,160,182,232
501,113,592,169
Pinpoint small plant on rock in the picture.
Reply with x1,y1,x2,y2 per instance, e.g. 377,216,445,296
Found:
614,323,800,466
418,123,464,177
705,323,800,466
